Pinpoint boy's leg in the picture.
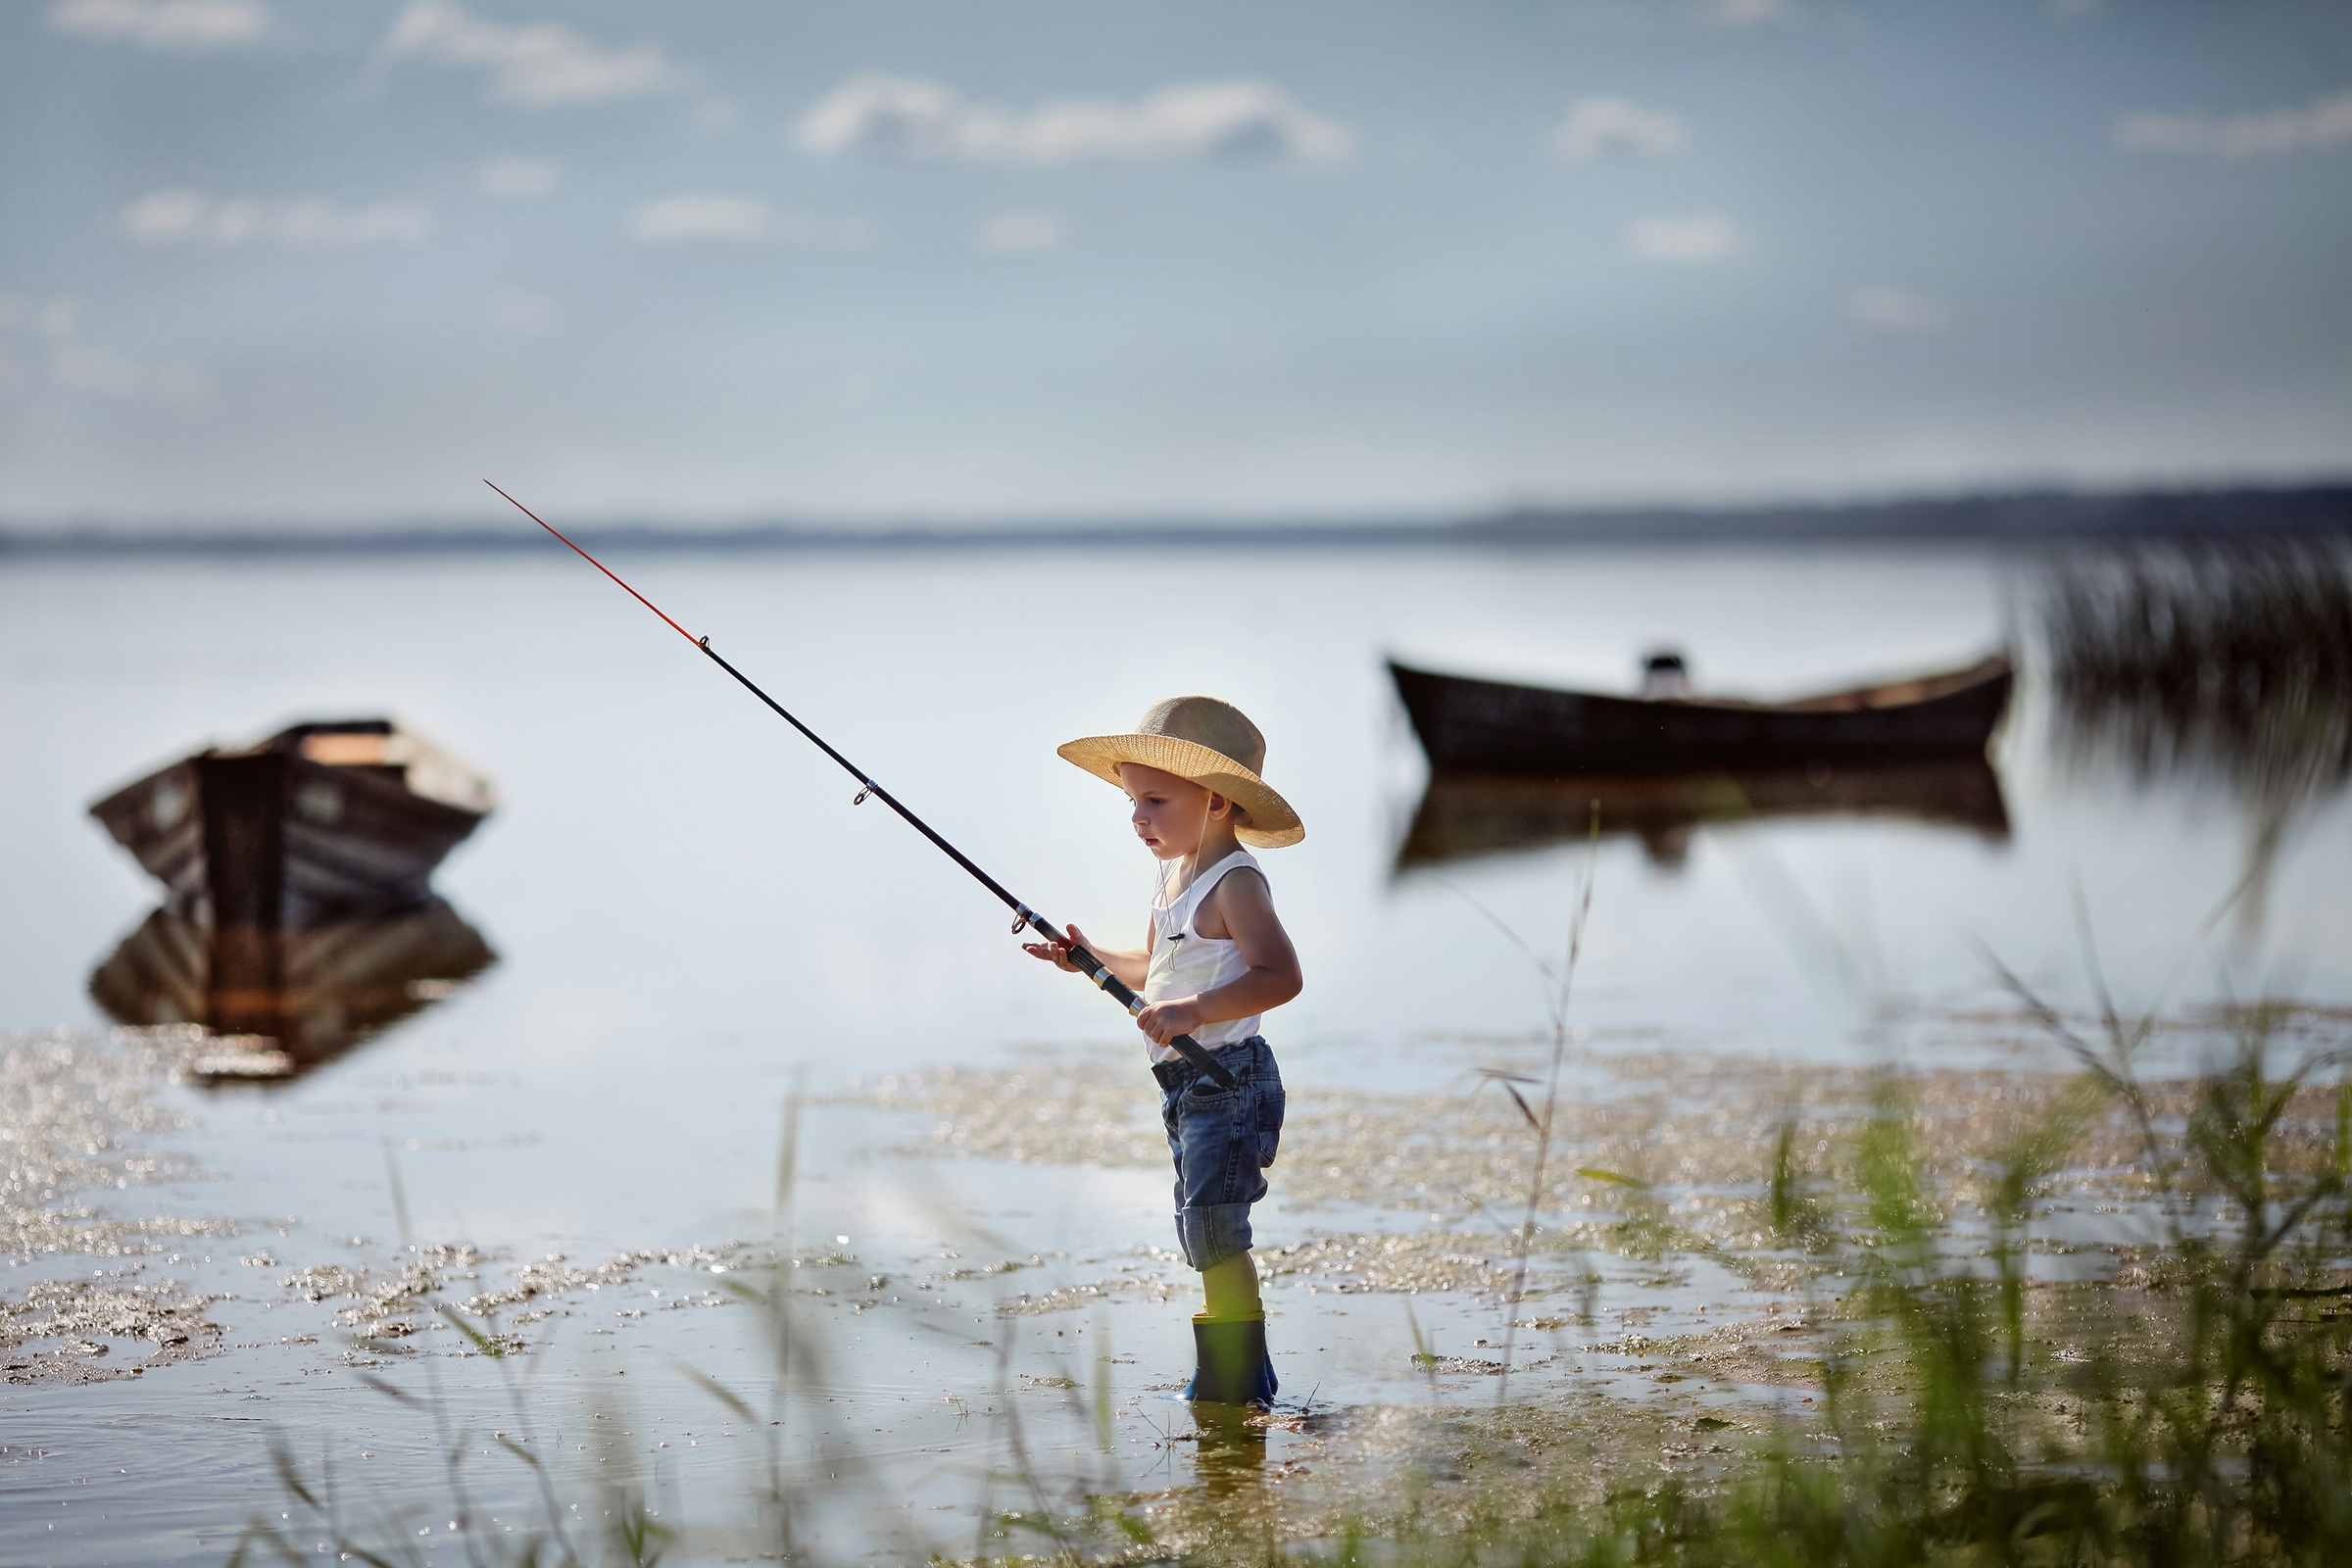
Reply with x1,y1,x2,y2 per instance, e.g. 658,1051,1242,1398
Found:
1201,1250,1261,1319
1166,1047,1281,1405
1166,1080,1264,1279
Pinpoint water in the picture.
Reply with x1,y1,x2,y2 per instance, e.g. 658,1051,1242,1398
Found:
3,543,2346,1564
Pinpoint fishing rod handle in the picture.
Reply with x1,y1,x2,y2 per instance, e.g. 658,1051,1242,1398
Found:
1056,941,1240,1091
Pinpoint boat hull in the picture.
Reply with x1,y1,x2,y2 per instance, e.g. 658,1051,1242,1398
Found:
89,729,489,927
1389,656,2013,774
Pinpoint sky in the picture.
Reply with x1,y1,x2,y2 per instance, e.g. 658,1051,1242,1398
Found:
2,0,2348,527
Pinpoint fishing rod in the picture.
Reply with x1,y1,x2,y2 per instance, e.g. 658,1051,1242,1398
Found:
487,481,1239,1091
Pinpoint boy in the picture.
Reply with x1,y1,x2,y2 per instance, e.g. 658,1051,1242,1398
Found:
1025,696,1303,1405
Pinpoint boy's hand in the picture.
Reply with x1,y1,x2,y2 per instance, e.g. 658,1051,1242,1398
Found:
1021,922,1086,973
1136,997,1203,1045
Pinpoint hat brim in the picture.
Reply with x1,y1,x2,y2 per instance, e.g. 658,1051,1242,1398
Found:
1056,733,1304,849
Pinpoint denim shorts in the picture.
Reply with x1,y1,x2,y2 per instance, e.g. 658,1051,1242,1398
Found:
1154,1036,1285,1271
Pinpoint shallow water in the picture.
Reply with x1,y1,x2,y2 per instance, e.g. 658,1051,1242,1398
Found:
2,543,2347,1564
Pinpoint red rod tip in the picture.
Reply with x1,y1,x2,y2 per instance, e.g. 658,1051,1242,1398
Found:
485,480,701,648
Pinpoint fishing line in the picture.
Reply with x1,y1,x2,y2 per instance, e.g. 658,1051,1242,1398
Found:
486,480,1237,1090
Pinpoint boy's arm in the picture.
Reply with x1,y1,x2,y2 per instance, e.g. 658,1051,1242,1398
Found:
1022,922,1151,991
1135,870,1300,1043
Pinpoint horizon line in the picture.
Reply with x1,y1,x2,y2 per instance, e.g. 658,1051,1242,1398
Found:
4,478,2348,558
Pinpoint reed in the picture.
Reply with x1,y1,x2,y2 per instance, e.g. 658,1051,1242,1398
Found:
1356,992,2352,1568
2041,538,2352,794
2040,538,2352,931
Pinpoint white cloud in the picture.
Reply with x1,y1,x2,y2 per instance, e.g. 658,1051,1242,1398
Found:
0,294,81,341
626,196,869,249
796,74,1352,165
1627,213,1738,262
1695,0,1796,27
123,190,435,248
629,195,764,242
1849,284,1949,333
48,341,210,403
48,0,270,50
476,155,562,197
378,2,686,108
1549,97,1687,162
2114,87,2352,159
0,292,209,406
487,288,556,334
977,209,1066,254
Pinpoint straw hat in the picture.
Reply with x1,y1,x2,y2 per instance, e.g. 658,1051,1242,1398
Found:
1057,697,1303,849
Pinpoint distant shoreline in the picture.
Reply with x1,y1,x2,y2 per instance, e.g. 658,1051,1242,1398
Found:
4,481,2348,558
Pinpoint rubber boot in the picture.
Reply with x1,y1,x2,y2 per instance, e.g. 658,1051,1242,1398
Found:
1181,1314,1278,1406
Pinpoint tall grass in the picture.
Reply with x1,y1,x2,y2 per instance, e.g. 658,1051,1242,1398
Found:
1436,805,1602,1397
225,952,2352,1566
1368,992,2352,1568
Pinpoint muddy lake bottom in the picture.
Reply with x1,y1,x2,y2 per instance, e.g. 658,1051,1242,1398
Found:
0,1028,1786,1564
4,544,2349,1562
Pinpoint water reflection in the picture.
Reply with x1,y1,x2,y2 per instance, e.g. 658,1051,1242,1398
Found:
2042,539,2352,931
1174,1403,1275,1555
1396,759,2011,872
86,898,496,1084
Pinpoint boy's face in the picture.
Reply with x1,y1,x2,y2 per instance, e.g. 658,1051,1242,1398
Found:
1116,762,1217,860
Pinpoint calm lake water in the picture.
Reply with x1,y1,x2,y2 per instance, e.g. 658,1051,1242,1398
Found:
3,542,2346,1564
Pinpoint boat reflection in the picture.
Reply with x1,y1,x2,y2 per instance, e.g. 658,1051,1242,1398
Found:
1396,758,2011,873
87,897,496,1086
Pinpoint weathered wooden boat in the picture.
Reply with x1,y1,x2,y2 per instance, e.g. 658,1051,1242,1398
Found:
1396,758,2010,873
1390,653,2014,774
87,897,496,1083
89,719,496,928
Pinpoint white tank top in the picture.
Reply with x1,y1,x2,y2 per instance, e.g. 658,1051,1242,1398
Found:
1142,848,1266,1062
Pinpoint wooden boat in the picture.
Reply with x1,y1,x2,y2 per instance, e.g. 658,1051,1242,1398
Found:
87,897,496,1084
1396,758,2010,873
1390,653,2014,774
89,719,496,928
